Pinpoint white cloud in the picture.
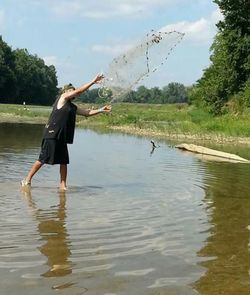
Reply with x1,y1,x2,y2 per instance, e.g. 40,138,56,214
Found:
211,7,223,23
92,44,134,55
160,8,223,44
43,56,59,66
161,19,212,43
91,7,224,58
51,1,82,18
43,55,79,86
43,55,73,68
27,0,173,18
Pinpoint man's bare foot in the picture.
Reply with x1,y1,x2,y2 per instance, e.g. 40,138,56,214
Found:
59,186,67,193
21,178,31,188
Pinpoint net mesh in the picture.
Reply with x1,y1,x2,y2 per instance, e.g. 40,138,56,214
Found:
98,29,185,102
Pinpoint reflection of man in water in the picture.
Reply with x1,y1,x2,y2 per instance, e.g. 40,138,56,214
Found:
23,191,72,277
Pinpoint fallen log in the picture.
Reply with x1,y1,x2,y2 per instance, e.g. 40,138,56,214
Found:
176,143,250,163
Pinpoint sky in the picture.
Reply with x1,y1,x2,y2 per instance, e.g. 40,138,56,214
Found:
0,0,223,89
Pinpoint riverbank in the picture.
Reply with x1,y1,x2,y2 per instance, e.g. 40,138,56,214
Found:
109,125,250,145
1,103,250,145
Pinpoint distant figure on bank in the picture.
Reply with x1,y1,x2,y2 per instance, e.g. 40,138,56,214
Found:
21,74,111,191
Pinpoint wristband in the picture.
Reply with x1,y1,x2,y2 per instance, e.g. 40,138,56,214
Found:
98,107,105,113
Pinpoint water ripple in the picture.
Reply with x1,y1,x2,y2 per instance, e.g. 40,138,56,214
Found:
2,126,250,294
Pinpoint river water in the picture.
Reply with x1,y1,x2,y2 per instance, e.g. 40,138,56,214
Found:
0,123,250,295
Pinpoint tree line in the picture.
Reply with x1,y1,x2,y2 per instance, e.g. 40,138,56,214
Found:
77,83,189,104
190,0,250,114
0,36,58,105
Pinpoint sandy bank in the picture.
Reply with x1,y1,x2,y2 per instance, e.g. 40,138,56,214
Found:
110,125,250,145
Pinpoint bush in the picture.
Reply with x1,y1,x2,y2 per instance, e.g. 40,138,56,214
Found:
239,79,250,107
221,80,250,115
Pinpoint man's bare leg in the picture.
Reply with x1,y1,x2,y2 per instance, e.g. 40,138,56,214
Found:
21,160,43,187
60,164,67,191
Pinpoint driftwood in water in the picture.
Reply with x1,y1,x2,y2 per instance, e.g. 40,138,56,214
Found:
176,143,250,163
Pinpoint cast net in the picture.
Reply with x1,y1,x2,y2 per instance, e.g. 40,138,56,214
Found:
98,29,184,102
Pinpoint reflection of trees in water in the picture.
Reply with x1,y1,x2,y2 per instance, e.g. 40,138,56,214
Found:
0,123,43,151
193,162,250,295
23,191,72,278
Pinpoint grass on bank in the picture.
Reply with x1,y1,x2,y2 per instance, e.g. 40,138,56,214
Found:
1,103,250,138
0,104,50,123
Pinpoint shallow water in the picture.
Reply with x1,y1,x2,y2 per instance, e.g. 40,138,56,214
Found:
0,123,250,295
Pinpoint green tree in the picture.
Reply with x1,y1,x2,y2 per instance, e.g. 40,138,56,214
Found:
162,82,188,104
0,36,58,105
0,36,16,102
195,0,250,114
149,87,162,103
14,48,58,105
134,85,151,103
123,90,136,103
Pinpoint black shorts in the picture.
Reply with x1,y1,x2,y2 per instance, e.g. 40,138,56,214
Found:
38,139,69,165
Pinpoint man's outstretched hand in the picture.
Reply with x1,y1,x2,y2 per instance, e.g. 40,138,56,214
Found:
93,73,104,84
100,105,112,113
